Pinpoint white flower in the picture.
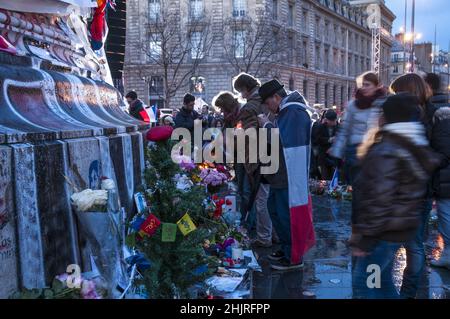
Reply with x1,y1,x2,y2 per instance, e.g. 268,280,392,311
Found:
71,189,108,212
174,174,193,192
101,179,115,191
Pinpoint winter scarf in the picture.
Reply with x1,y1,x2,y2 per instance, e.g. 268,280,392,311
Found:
354,87,387,110
382,122,429,146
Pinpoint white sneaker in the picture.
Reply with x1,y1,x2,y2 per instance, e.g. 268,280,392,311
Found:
431,248,450,269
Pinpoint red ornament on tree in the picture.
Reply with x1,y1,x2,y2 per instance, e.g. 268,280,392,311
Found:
146,126,174,142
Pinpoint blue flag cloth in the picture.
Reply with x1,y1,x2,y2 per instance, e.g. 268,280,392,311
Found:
125,253,151,273
329,168,339,192
131,217,145,232
192,264,209,276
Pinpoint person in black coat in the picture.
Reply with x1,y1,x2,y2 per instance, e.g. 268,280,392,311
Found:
424,73,450,269
310,110,326,179
175,93,201,149
313,109,339,180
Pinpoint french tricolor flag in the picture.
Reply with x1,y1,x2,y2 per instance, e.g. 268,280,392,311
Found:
277,99,316,264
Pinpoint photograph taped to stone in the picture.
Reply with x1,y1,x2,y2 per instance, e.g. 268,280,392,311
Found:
134,192,147,214
161,223,177,242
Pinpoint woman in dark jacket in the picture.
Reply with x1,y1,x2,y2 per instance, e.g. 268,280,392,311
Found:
350,93,441,299
389,73,443,298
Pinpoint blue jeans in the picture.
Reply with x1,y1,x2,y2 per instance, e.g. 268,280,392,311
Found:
437,199,450,247
352,241,401,299
267,188,292,261
400,199,432,299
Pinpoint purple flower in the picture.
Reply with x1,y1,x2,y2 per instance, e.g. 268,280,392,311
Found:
199,168,228,187
180,160,195,171
81,280,101,299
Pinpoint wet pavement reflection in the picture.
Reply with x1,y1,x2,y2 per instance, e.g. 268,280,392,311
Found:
252,195,450,299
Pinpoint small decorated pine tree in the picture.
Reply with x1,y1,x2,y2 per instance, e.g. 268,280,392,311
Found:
133,128,216,299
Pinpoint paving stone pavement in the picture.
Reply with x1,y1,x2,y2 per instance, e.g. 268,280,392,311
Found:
252,195,450,299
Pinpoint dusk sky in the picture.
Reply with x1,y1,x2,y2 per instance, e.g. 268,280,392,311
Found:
385,0,450,51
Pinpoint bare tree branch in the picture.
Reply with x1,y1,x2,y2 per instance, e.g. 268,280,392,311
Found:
222,13,290,79
137,0,213,108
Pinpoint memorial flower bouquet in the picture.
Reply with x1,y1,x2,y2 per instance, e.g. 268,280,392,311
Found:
11,273,104,299
71,189,108,212
199,168,228,194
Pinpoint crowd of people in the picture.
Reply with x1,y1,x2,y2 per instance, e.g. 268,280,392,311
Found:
124,90,225,133
124,69,450,298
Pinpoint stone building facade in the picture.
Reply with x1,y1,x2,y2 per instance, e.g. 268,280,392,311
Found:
124,0,395,110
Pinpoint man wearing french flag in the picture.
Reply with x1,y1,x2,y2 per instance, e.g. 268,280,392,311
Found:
258,79,316,270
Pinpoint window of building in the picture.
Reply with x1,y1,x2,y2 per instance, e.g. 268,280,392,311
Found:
348,55,351,75
288,4,294,27
315,82,320,103
289,77,295,91
149,75,164,108
149,34,162,59
340,86,344,105
333,24,338,44
393,65,399,73
303,40,308,66
190,0,203,19
315,16,320,39
324,48,329,71
233,0,246,17
234,30,245,58
303,80,308,97
272,0,278,20
333,50,338,72
149,0,161,21
333,84,337,105
324,83,329,107
288,35,294,64
302,10,308,30
315,45,321,69
190,31,204,59
272,30,279,53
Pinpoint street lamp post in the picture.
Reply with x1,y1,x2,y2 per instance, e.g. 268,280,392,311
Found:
448,41,450,102
403,0,408,73
410,0,416,72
